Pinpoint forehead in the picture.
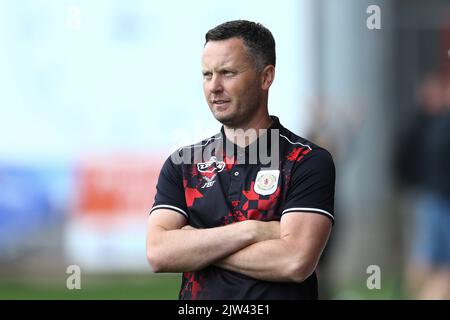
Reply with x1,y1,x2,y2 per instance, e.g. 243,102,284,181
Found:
202,38,250,68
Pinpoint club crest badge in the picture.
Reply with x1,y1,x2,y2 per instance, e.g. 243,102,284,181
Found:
254,170,280,196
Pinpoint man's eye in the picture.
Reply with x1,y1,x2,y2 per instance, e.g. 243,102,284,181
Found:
203,73,212,79
224,71,235,76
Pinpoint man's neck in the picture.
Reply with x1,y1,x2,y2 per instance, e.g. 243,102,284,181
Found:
223,113,273,148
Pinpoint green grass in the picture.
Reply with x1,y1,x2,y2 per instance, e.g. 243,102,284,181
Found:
327,275,406,300
0,273,182,300
0,272,407,300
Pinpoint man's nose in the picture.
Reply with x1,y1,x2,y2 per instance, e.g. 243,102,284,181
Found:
209,75,224,93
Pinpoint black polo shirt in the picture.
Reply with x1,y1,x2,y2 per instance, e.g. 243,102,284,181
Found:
150,116,335,300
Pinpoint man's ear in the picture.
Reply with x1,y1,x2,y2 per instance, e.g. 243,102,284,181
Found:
261,65,275,91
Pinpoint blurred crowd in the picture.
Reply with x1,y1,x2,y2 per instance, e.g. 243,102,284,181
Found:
396,70,450,299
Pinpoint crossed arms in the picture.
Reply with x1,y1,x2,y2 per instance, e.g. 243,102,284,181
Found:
146,209,332,283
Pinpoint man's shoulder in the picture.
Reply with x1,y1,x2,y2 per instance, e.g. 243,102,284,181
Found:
166,132,222,166
280,127,334,166
280,125,336,179
279,125,328,152
178,133,221,151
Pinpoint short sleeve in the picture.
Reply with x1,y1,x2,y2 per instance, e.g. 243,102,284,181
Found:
150,155,189,219
281,148,335,224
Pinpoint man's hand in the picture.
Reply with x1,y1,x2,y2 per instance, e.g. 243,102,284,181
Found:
250,220,280,242
181,225,197,231
213,213,332,283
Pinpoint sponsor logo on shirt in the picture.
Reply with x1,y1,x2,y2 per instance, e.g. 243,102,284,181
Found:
197,156,225,173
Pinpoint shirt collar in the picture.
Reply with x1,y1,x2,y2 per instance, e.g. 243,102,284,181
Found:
218,115,281,164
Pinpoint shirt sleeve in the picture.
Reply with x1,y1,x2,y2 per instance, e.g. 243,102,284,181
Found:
281,148,335,224
149,154,189,219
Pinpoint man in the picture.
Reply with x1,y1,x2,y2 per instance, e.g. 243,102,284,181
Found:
147,20,335,300
399,72,450,299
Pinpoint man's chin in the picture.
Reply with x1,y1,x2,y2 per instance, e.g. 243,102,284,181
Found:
212,110,235,125
213,113,240,127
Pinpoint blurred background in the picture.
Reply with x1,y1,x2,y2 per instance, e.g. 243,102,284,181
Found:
1,0,449,299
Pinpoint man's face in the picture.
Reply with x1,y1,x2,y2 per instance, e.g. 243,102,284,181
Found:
202,38,262,128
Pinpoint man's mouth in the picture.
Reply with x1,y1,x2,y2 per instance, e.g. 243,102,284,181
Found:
212,99,230,105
